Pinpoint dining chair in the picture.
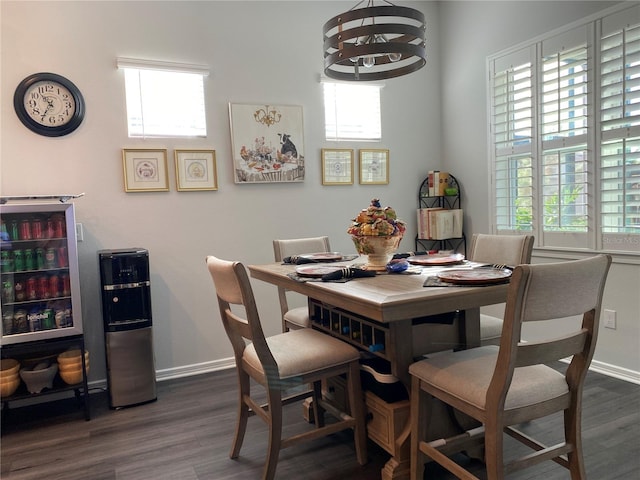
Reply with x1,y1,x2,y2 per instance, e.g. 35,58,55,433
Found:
205,255,367,480
468,234,534,345
408,254,612,480
272,236,331,331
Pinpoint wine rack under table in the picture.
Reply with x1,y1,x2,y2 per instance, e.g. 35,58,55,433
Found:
308,298,390,361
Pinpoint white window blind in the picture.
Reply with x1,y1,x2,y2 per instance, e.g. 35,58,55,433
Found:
488,4,640,253
323,81,382,141
600,18,640,246
490,47,535,233
117,58,208,138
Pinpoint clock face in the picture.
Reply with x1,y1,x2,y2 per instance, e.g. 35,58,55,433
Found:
23,80,76,127
14,73,85,137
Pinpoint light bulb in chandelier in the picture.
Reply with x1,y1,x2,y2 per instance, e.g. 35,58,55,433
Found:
363,56,376,68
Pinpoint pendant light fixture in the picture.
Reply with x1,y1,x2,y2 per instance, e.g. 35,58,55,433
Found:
323,0,426,81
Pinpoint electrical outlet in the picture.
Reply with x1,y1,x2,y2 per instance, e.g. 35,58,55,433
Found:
604,309,616,329
76,223,84,242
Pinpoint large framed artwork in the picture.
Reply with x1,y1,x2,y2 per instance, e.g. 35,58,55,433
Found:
122,148,170,192
229,103,305,183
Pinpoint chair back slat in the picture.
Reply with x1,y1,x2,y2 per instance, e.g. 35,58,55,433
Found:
515,329,589,367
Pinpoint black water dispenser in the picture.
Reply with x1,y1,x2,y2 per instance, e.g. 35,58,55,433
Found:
99,248,157,408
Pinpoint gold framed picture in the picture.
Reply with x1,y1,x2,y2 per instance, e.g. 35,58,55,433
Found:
122,149,169,192
321,148,354,185
359,149,389,185
174,149,218,191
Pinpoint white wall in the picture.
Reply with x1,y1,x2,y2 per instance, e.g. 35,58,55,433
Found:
1,1,442,381
1,1,637,383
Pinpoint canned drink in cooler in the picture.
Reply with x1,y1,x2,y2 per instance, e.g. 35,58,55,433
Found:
19,219,32,240
24,248,35,270
42,308,55,330
28,308,41,331
2,279,14,303
45,248,56,269
57,246,68,268
55,309,66,328
8,220,19,241
26,276,38,300
61,273,71,296
49,274,60,297
2,311,13,335
35,248,46,269
31,219,44,239
1,250,12,272
38,276,50,299
14,280,25,301
13,249,24,271
13,310,28,333
52,215,65,238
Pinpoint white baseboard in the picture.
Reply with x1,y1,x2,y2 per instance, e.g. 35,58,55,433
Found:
155,357,235,382
80,356,637,398
587,359,640,385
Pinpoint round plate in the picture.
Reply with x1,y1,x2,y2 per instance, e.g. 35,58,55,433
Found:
298,252,343,262
407,253,465,266
295,265,343,278
437,268,512,285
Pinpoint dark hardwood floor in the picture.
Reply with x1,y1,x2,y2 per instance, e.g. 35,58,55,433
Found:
1,363,638,480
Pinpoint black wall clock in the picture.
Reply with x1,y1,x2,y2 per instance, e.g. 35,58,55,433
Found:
13,72,85,137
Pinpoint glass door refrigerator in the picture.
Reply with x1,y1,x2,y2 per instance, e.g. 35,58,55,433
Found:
1,201,89,418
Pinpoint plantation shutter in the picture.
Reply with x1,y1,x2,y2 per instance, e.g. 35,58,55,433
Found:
490,46,535,234
599,6,640,250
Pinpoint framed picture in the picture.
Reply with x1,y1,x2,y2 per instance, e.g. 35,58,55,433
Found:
122,149,169,192
174,149,218,191
229,103,305,183
321,148,354,185
359,149,389,185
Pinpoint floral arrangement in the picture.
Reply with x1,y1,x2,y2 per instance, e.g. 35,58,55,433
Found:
347,198,406,237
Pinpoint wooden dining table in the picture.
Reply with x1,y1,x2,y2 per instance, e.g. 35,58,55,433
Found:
248,261,510,480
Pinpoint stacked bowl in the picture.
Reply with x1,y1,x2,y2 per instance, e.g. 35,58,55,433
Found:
1,359,21,397
57,349,89,385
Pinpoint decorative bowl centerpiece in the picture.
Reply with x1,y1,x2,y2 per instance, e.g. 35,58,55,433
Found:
348,198,406,270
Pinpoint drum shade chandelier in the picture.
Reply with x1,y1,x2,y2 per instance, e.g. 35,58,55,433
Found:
323,0,426,81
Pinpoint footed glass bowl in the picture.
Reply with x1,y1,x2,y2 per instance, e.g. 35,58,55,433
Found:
351,235,402,270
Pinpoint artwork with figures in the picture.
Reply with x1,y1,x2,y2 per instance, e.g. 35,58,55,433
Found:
229,103,305,183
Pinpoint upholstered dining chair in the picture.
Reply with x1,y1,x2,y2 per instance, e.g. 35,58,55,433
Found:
468,234,534,345
408,254,611,480
205,255,367,480
272,236,331,331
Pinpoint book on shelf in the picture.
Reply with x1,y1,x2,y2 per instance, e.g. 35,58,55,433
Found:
452,209,463,238
417,207,443,239
417,208,463,240
427,170,436,197
436,171,450,196
433,210,454,239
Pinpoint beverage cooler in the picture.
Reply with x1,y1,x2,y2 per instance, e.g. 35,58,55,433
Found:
1,202,83,344
99,248,157,408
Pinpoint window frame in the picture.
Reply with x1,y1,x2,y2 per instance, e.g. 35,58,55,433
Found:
321,78,383,142
487,3,640,255
117,57,209,139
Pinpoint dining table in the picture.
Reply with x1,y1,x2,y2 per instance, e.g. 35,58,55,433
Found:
247,258,510,480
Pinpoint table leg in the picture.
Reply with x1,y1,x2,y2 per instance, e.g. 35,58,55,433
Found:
380,320,413,480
